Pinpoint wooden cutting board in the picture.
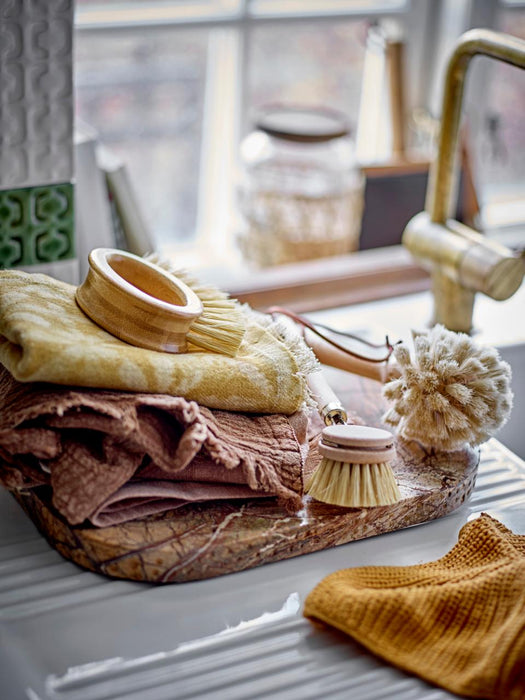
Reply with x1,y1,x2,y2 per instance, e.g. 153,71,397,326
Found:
13,371,479,583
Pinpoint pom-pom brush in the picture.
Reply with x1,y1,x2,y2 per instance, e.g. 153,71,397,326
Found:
270,308,513,453
382,325,513,451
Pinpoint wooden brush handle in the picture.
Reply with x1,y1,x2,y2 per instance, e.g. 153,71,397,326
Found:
267,307,400,384
266,308,348,424
307,370,348,425
303,328,400,383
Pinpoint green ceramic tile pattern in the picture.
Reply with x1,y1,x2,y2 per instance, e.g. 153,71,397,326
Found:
0,183,75,267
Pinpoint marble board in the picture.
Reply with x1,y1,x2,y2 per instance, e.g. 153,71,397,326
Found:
12,372,480,583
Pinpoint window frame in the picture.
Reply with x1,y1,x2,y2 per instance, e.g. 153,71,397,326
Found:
74,0,523,309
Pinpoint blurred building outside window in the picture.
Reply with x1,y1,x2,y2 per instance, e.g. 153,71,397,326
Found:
74,0,525,281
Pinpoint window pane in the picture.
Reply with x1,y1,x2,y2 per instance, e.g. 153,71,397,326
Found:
483,9,525,189
250,0,407,18
76,0,242,25
74,26,208,246
247,20,367,132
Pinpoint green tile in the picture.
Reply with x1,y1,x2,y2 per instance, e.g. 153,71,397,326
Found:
0,183,75,267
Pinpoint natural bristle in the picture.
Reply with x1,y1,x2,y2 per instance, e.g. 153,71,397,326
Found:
187,316,245,356
146,253,246,356
306,457,401,508
382,324,513,450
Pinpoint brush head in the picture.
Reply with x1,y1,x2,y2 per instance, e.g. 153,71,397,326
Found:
382,324,513,451
147,253,246,356
307,424,401,508
318,424,396,464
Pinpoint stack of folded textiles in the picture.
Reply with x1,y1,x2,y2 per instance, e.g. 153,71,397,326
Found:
0,269,321,528
0,366,313,526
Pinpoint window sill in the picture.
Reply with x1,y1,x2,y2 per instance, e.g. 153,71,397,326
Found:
197,244,430,312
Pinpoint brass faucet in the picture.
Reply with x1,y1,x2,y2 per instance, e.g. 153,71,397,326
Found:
403,29,525,333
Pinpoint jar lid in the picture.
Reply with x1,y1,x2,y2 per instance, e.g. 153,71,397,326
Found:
254,104,350,143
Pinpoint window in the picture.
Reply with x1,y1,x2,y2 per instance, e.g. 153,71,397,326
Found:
75,2,427,258
467,3,525,248
75,21,208,247
74,0,525,292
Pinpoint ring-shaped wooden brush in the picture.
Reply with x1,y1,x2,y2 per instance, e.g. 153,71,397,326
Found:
76,248,203,353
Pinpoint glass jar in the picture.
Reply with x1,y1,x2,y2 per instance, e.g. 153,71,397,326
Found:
237,104,364,267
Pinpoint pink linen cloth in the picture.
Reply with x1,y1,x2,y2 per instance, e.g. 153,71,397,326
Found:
0,366,314,526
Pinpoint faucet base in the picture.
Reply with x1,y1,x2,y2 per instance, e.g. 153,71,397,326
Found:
431,269,475,334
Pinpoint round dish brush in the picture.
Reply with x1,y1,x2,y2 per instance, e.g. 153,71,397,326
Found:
76,248,245,356
268,308,402,509
306,424,400,508
305,366,401,508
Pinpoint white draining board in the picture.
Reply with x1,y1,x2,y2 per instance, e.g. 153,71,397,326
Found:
1,439,525,700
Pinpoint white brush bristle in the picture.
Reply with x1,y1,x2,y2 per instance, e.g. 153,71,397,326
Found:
382,324,513,450
306,457,401,508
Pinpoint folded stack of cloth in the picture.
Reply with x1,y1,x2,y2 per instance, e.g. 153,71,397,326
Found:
0,269,323,528
304,513,525,699
0,366,316,525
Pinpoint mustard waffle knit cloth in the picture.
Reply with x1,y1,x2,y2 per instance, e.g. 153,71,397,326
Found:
304,513,525,699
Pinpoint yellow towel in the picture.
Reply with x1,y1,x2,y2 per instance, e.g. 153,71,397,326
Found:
304,513,525,700
0,270,315,414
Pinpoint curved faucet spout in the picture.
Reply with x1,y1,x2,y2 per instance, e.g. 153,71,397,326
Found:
428,29,525,224
403,29,525,333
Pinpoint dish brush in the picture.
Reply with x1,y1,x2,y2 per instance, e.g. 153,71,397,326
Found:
76,248,245,356
382,324,513,452
307,423,400,508
292,332,401,509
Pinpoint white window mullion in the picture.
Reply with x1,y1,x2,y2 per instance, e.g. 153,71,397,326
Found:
192,25,244,267
402,0,435,116
239,0,253,139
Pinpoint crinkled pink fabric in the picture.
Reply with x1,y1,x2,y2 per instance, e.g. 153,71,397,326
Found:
0,366,312,526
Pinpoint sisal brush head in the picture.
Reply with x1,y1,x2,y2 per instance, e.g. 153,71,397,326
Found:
382,324,513,452
306,424,401,508
147,253,245,356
